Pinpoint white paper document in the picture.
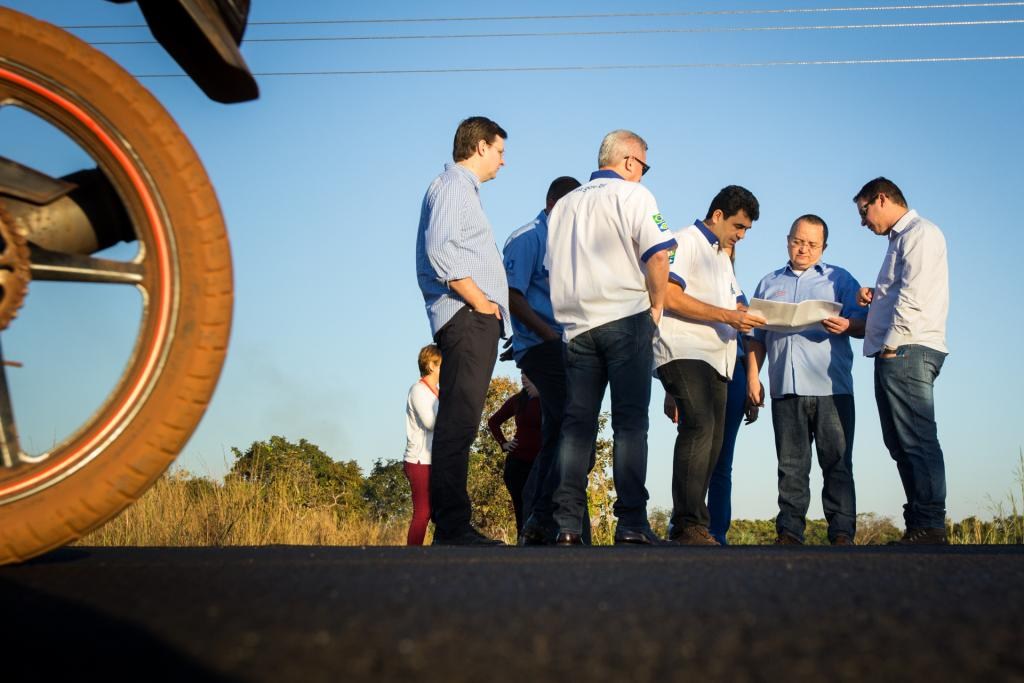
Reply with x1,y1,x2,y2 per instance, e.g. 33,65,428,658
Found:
747,298,842,333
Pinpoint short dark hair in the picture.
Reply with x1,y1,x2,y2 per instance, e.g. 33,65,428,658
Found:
705,185,759,222
546,176,581,207
452,116,507,162
854,177,907,208
790,214,829,245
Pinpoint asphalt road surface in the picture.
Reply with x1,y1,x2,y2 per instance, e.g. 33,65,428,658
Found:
3,545,1023,682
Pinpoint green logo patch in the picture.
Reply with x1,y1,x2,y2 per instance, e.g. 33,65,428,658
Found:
651,213,669,232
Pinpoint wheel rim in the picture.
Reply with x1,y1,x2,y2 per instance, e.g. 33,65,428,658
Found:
0,60,177,503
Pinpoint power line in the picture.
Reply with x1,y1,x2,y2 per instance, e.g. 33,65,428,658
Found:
131,54,1024,78
85,18,1024,46
60,2,1024,29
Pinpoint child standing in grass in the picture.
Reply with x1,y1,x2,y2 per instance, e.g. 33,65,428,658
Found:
404,345,442,545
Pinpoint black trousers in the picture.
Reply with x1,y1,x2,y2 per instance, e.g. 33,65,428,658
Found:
518,340,593,542
431,306,501,537
503,455,533,533
658,359,728,530
517,340,567,523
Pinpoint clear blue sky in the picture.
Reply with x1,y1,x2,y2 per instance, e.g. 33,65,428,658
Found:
4,1,1023,523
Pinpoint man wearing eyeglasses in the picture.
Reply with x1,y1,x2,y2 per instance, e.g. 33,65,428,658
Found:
854,177,949,546
655,185,767,545
744,214,867,546
416,116,511,546
544,129,674,545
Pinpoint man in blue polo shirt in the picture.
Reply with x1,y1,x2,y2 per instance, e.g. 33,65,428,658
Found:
416,116,511,546
502,176,583,545
745,214,867,546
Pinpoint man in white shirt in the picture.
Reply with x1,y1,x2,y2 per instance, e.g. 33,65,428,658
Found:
655,186,766,545
854,177,950,545
545,129,674,545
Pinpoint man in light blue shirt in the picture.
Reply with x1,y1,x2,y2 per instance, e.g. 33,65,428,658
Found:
855,177,949,545
502,176,584,545
415,116,510,546
746,214,866,546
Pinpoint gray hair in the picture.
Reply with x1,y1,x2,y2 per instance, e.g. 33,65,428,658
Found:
597,129,648,168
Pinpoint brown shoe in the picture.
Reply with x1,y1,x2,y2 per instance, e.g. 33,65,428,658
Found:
888,527,948,546
774,532,803,546
671,524,720,546
831,534,855,546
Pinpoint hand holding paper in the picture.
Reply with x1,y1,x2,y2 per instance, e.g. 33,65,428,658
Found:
747,298,842,333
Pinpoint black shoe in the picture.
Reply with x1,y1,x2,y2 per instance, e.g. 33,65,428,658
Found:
555,531,584,546
888,527,948,546
614,526,666,546
432,527,505,546
519,519,557,546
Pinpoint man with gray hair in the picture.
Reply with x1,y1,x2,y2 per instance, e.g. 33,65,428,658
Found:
545,130,675,545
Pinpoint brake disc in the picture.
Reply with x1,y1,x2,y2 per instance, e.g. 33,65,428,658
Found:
0,200,31,331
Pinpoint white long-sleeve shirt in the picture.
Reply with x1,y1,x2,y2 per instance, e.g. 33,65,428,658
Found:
864,209,949,356
404,380,438,465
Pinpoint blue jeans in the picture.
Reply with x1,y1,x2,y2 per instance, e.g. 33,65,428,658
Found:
552,311,655,534
874,344,947,529
771,394,857,542
707,365,747,545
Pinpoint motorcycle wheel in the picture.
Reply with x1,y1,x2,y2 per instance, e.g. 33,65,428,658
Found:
0,8,233,563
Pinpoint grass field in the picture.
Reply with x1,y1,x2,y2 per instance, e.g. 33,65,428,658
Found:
78,454,1023,547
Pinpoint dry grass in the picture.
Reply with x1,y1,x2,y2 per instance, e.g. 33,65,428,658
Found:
79,470,408,547
79,453,1024,547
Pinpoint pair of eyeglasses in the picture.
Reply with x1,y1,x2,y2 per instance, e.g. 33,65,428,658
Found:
788,237,822,250
858,194,880,218
625,156,650,176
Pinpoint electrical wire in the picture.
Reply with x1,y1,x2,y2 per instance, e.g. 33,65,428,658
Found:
60,2,1024,29
131,54,1024,79
85,18,1024,45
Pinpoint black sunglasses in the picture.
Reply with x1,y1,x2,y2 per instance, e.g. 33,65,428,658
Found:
858,194,880,218
625,156,650,176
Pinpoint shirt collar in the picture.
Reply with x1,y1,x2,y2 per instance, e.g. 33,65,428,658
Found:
785,261,826,275
695,219,719,245
535,209,548,229
889,208,918,238
445,161,481,190
590,169,624,181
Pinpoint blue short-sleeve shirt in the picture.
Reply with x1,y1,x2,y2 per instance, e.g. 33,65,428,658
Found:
749,261,867,398
503,210,563,363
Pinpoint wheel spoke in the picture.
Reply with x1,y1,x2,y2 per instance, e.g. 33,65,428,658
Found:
28,244,144,285
0,339,23,468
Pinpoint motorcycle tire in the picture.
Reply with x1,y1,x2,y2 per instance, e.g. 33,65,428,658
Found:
0,7,233,563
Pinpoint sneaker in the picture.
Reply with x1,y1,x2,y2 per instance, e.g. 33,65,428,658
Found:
831,534,855,546
774,532,803,546
670,524,720,546
432,527,505,546
888,527,948,546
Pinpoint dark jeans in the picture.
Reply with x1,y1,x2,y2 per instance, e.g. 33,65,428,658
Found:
518,340,594,543
553,311,656,534
707,365,747,545
658,359,728,530
771,394,857,542
874,344,947,529
503,456,533,533
431,306,501,538
517,340,567,524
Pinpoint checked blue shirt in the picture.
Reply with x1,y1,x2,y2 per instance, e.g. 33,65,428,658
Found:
416,162,511,338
